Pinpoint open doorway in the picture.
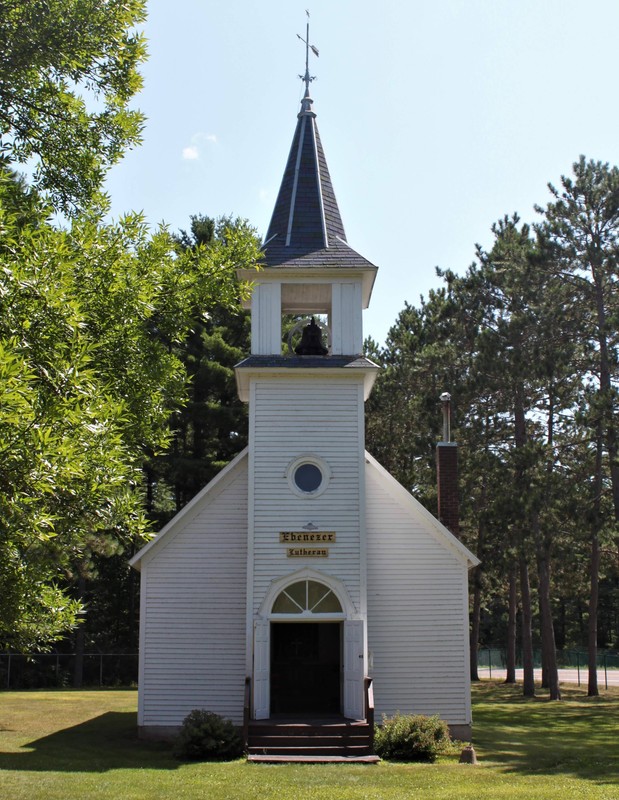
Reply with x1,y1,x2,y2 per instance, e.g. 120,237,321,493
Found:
270,622,341,715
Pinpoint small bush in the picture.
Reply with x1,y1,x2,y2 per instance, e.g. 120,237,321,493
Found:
173,709,244,761
374,713,451,762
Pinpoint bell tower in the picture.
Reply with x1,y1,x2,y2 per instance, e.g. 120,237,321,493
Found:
235,25,380,721
236,88,376,361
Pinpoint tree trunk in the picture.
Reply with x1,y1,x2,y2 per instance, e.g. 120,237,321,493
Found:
520,554,535,697
505,563,517,684
540,620,548,689
513,391,535,697
535,515,561,699
593,268,619,524
606,422,619,523
537,384,560,698
588,530,600,697
588,426,603,697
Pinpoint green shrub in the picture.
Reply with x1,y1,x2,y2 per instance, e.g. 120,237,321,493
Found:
173,709,244,761
374,713,451,762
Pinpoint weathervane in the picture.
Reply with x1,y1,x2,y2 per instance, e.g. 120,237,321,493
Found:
297,9,319,91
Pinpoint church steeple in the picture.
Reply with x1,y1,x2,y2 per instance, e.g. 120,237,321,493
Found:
236,23,378,368
261,91,378,277
263,85,347,257
261,17,375,273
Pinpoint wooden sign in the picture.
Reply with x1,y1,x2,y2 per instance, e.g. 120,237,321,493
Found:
279,531,336,544
287,547,329,558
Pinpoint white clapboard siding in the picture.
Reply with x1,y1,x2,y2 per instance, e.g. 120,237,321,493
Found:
138,459,248,728
365,456,473,725
250,376,365,613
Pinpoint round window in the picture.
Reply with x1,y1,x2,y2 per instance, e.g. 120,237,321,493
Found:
286,455,331,498
294,463,322,493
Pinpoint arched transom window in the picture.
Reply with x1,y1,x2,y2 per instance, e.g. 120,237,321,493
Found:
271,580,343,615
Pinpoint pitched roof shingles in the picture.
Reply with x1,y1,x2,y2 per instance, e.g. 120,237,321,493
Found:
263,92,376,272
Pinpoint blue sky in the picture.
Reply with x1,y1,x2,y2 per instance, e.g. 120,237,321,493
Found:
105,0,619,345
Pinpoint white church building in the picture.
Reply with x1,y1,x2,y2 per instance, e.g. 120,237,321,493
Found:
130,73,478,751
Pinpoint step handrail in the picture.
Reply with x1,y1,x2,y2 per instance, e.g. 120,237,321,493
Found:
243,676,251,748
364,676,375,751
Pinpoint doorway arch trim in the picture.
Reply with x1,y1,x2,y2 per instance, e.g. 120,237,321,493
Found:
258,567,356,620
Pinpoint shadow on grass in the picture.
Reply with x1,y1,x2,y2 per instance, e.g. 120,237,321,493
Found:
0,711,180,773
471,682,619,785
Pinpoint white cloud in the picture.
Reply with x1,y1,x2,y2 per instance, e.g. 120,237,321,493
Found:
181,132,217,161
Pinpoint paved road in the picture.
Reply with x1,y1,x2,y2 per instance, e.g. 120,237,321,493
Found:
477,667,619,687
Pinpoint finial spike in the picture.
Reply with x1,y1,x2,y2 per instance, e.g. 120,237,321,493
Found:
297,10,319,92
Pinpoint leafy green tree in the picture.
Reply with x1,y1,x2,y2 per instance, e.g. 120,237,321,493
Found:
0,0,147,212
366,281,494,684
70,215,257,674
367,214,584,700
367,158,619,701
145,215,255,520
463,216,580,699
538,158,619,514
0,179,142,650
0,177,261,652
537,157,619,695
0,1,265,663
68,210,258,679
365,285,467,512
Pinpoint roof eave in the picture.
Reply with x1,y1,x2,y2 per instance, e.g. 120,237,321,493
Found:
234,361,379,402
236,264,377,310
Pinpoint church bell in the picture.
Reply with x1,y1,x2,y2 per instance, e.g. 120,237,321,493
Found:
294,317,329,356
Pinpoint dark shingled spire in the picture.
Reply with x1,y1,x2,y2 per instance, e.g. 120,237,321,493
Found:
262,89,376,272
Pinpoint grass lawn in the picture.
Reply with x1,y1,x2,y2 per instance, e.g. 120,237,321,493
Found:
1,682,618,800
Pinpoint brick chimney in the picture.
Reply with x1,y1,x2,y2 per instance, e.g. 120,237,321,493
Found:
437,392,460,536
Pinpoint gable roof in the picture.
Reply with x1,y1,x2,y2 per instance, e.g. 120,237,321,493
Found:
262,88,377,273
129,447,249,571
365,450,480,568
131,446,478,573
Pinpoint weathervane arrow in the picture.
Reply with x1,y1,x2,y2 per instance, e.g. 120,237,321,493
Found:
297,10,319,90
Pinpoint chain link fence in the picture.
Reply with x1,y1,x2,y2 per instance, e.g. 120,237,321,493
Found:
0,652,138,690
2,648,617,691
477,648,619,688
